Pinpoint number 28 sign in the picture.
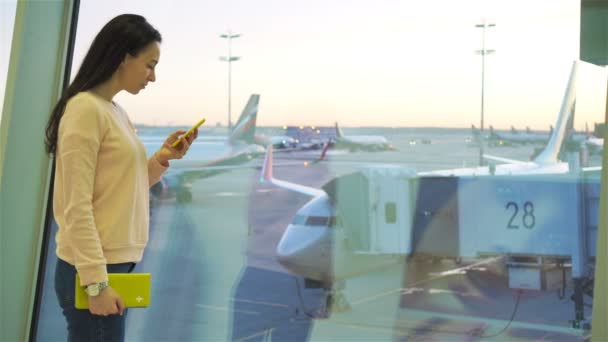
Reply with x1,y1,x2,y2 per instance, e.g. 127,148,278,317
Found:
505,201,535,229
458,176,582,257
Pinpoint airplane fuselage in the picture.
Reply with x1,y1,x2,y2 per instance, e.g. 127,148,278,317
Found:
332,136,395,152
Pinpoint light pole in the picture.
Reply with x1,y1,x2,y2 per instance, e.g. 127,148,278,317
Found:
475,21,495,166
220,31,241,133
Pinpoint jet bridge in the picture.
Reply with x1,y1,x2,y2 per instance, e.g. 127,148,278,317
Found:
325,168,598,273
325,167,599,327
323,166,417,255
411,172,599,328
457,175,589,267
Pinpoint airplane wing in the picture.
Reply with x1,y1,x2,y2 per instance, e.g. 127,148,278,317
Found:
533,61,578,165
476,61,578,170
167,164,260,185
261,145,326,198
177,160,315,176
582,166,602,172
177,164,260,177
482,154,529,166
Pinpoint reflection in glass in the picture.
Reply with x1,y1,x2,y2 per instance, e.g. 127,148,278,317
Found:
33,1,605,341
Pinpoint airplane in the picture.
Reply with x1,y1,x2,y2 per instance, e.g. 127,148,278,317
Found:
254,133,298,150
469,125,553,147
569,122,604,154
419,62,578,177
585,136,604,153
143,94,265,203
258,60,600,327
473,117,602,156
329,122,396,152
467,124,483,146
253,125,338,151
485,125,553,146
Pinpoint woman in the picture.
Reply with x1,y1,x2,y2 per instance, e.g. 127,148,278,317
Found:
44,14,194,341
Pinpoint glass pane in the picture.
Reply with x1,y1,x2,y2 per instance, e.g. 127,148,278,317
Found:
35,1,604,341
0,0,18,125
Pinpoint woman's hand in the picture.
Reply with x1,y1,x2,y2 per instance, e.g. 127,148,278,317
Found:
154,129,199,166
88,286,125,316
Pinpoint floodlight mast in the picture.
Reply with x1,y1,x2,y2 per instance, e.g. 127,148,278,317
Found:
475,21,495,166
220,31,241,132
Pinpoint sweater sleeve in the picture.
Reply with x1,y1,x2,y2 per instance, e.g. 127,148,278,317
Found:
57,98,108,285
148,153,169,186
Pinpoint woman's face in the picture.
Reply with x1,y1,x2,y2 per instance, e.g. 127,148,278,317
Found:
119,41,160,94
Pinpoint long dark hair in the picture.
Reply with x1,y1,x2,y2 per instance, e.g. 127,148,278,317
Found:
45,14,161,155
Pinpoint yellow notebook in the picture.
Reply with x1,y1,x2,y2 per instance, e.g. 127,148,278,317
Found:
75,273,151,309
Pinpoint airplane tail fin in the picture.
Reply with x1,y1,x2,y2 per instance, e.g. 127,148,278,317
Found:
335,122,345,138
260,145,326,197
471,124,479,135
470,124,483,146
229,94,259,145
261,144,274,181
533,60,578,165
318,141,330,161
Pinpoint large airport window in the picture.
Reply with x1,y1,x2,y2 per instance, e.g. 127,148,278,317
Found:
33,1,605,341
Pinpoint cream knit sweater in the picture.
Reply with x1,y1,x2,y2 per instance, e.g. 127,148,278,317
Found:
53,92,167,285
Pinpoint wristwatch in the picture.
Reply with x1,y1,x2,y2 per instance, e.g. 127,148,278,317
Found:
84,281,108,296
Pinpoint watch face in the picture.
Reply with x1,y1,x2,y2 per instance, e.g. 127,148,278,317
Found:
86,285,100,296
85,281,108,296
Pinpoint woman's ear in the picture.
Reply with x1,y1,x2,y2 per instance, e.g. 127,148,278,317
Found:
122,53,135,66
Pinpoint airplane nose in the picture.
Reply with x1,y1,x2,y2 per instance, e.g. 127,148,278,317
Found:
276,224,332,280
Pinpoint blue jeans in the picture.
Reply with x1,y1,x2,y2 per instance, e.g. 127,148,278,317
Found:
55,258,136,342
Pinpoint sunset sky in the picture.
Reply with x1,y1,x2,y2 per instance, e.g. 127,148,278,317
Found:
1,0,606,129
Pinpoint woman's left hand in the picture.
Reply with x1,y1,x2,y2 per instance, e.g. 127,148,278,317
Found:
154,129,199,166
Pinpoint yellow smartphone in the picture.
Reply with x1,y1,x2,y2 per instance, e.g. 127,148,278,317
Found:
171,118,205,148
